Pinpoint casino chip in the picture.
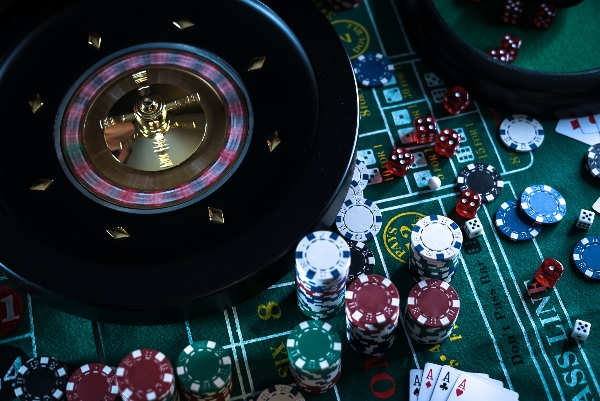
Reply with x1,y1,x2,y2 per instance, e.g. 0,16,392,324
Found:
456,163,504,202
176,341,232,401
520,185,567,224
585,143,600,178
0,285,23,337
66,364,118,401
495,200,543,241
499,114,545,152
14,356,69,401
0,345,29,401
404,279,460,344
117,349,175,401
286,320,342,394
353,158,370,191
256,384,304,400
336,197,383,241
345,240,375,284
573,236,600,280
352,53,394,88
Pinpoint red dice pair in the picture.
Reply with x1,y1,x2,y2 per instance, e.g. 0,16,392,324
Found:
501,0,556,29
488,34,522,63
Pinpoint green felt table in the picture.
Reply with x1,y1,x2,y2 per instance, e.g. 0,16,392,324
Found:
1,1,600,400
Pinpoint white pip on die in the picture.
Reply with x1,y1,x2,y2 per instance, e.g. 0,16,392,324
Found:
571,319,591,342
464,217,483,239
576,209,594,230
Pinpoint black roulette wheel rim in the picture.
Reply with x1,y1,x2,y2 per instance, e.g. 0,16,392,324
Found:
0,0,358,324
402,0,600,118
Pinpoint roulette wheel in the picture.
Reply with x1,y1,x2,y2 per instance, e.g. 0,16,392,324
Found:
0,0,358,324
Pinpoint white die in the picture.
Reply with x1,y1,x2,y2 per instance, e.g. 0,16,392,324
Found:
571,319,591,341
576,209,594,230
464,217,483,239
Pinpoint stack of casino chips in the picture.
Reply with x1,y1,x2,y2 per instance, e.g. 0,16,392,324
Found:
345,274,400,356
409,215,463,283
286,320,342,394
176,341,233,401
117,349,177,401
295,231,350,320
14,356,69,401
66,363,119,401
404,279,461,344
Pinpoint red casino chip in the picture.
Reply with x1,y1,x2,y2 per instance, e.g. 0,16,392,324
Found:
406,279,460,329
117,349,175,401
345,274,400,331
66,363,118,401
0,285,23,338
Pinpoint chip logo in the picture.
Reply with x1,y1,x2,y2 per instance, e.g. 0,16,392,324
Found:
383,211,426,263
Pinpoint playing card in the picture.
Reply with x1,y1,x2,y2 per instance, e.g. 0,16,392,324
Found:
577,116,599,134
476,376,504,388
555,119,600,146
418,363,442,401
430,365,461,401
446,373,519,400
409,369,423,401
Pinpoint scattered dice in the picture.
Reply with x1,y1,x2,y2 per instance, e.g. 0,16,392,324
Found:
571,319,591,342
456,190,483,219
534,3,557,29
526,280,547,297
386,147,414,178
500,34,522,62
534,257,564,289
413,116,438,144
501,0,523,25
576,209,595,230
442,86,471,115
434,128,461,158
464,217,483,239
487,48,510,63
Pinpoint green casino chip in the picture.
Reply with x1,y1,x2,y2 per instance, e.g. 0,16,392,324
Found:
286,320,342,373
176,341,232,395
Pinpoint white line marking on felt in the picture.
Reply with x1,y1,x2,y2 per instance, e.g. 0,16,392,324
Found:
0,333,32,345
481,195,562,400
28,294,37,357
232,307,254,394
185,321,193,345
371,85,397,149
388,0,414,54
224,309,248,396
364,0,387,57
473,101,507,174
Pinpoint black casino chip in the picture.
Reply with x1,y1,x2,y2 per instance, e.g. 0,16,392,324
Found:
345,240,375,285
456,163,504,203
13,356,69,401
0,346,29,401
585,143,600,178
0,0,357,324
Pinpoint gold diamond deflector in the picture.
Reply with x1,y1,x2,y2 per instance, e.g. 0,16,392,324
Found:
30,179,53,191
29,94,43,114
248,56,266,71
106,227,130,240
88,32,101,49
208,207,224,224
267,131,281,152
173,18,195,30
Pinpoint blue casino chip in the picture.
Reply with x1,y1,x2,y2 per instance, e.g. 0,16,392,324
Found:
352,53,394,87
520,185,567,224
495,199,542,241
572,236,600,280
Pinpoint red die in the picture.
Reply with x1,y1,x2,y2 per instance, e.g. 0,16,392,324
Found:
456,190,482,219
434,128,461,158
533,3,557,29
534,258,564,288
500,34,522,62
488,48,510,63
413,116,437,144
442,86,471,115
501,0,523,25
386,147,414,177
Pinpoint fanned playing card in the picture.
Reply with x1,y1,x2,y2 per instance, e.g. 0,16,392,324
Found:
418,363,442,401
446,372,519,400
430,365,460,401
409,369,423,401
